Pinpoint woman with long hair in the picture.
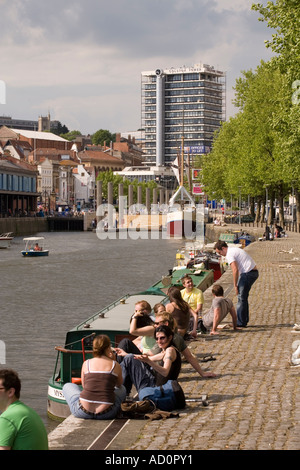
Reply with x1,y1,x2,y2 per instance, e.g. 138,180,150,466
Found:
166,286,198,339
63,335,126,419
120,325,181,395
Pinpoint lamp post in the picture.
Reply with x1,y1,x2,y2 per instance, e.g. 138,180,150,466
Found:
238,186,242,225
265,184,270,240
265,185,269,224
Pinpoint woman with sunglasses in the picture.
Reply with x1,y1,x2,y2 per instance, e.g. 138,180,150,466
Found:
120,325,181,395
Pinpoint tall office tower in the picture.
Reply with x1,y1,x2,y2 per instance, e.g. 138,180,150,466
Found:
141,63,226,166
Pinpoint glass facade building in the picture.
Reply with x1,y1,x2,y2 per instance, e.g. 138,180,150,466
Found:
141,63,226,165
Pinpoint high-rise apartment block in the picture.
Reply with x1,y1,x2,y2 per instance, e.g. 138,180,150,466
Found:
141,63,226,166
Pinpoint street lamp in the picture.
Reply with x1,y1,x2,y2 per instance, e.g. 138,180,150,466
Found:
292,185,295,231
265,184,270,240
238,186,242,225
265,184,269,224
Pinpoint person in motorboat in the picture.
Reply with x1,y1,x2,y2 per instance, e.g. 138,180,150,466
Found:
63,335,126,419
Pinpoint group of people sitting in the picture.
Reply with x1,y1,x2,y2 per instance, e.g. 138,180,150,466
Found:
63,273,238,421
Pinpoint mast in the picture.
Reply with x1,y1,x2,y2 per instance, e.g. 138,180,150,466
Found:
180,106,184,187
180,135,184,187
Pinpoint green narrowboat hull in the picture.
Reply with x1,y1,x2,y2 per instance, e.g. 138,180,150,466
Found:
47,267,214,421
47,291,167,420
151,267,214,294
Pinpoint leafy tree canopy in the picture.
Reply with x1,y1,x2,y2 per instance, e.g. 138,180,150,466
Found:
92,129,116,146
60,130,82,141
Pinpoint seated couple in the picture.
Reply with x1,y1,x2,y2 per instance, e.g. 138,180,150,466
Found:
63,326,182,420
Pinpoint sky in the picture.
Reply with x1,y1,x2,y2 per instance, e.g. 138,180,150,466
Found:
0,0,274,136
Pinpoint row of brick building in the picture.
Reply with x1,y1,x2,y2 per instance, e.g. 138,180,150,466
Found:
0,126,144,216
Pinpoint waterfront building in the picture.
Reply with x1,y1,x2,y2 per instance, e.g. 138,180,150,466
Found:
141,63,226,166
0,157,39,216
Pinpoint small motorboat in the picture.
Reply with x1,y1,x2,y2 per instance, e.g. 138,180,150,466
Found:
21,237,49,257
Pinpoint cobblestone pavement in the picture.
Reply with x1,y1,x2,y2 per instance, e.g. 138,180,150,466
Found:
126,233,300,451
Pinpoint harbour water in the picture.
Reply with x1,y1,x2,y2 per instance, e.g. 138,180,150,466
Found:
0,230,182,431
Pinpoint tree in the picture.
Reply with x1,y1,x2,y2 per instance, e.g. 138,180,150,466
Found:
60,130,82,141
92,129,115,146
96,169,157,205
51,121,69,135
252,1,300,81
202,61,290,225
252,1,300,226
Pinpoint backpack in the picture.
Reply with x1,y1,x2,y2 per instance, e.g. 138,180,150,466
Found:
138,380,186,411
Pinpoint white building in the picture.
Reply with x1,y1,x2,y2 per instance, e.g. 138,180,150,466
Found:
73,164,94,207
141,63,226,165
37,158,53,201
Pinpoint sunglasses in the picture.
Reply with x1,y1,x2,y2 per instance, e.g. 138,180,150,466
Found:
156,336,167,341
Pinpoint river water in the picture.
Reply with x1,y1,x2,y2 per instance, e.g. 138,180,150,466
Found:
0,230,182,431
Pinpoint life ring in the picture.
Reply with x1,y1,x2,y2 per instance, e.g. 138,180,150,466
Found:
71,377,82,385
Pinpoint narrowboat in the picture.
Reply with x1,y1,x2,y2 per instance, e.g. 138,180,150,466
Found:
219,231,255,247
151,267,214,294
173,242,226,282
47,289,167,420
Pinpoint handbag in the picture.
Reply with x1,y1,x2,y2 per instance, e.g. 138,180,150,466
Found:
138,380,186,411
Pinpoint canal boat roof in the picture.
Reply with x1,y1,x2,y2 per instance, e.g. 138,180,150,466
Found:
70,291,167,336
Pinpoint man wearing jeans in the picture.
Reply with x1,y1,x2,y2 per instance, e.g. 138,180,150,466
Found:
214,241,259,327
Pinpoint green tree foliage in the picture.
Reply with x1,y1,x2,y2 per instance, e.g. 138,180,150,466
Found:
201,2,300,225
60,130,82,141
51,121,69,135
92,129,116,146
252,1,300,81
252,1,300,220
96,169,157,205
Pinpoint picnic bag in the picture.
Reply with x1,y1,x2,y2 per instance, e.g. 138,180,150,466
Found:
138,380,186,411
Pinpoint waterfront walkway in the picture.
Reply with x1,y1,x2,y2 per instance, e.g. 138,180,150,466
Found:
48,226,300,451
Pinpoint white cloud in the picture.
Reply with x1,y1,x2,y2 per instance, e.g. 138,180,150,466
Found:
0,0,273,134
211,0,253,13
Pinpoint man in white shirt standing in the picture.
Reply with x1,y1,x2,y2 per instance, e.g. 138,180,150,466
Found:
214,240,259,327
